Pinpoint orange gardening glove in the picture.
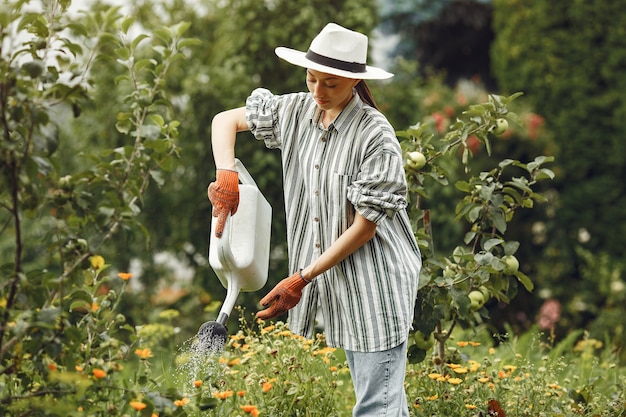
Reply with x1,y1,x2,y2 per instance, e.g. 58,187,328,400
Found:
256,271,311,320
207,169,239,237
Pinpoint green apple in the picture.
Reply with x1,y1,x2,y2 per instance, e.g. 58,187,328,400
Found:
468,290,486,311
406,151,426,169
491,118,509,136
413,331,435,350
502,255,519,274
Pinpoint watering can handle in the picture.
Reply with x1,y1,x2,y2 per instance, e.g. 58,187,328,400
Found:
212,159,254,261
235,158,258,188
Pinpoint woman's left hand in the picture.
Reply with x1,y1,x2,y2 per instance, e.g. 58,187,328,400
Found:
256,271,310,320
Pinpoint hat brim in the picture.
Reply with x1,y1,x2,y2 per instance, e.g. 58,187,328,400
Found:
275,47,393,80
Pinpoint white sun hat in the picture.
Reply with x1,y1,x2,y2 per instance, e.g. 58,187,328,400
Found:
275,23,393,80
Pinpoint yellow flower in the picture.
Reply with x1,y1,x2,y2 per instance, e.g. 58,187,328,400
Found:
428,373,443,380
75,365,84,372
313,346,336,356
457,341,469,347
468,341,481,347
173,398,189,407
489,347,495,355
90,255,105,270
92,369,106,379
134,348,153,359
468,360,481,372
261,325,275,334
130,401,147,411
465,404,478,410
478,376,490,383
118,272,132,281
448,377,463,385
228,358,241,366
426,394,438,401
452,366,468,374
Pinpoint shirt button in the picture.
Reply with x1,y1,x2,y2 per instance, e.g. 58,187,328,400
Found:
314,164,319,169
314,217,319,222
315,243,321,248
321,136,326,142
314,190,319,196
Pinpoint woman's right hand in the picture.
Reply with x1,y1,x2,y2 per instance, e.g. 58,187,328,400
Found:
207,169,239,237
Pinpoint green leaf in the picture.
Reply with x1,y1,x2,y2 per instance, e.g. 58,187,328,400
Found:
121,16,135,33
474,252,495,266
514,271,534,292
468,205,482,222
131,33,150,51
484,238,504,251
148,114,165,127
115,47,130,60
492,210,507,233
149,170,164,187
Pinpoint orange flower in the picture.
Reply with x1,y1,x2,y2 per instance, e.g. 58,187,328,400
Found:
75,365,84,372
92,369,107,379
48,363,57,371
262,382,272,393
212,390,234,400
173,398,189,407
193,380,203,388
118,272,132,281
134,348,153,359
237,390,246,397
130,401,147,411
241,405,260,417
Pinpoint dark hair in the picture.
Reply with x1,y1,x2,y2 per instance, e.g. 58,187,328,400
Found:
355,80,378,110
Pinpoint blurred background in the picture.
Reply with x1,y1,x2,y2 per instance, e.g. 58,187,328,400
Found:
21,0,626,358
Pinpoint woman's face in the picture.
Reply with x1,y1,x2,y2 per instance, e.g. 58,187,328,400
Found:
306,69,359,117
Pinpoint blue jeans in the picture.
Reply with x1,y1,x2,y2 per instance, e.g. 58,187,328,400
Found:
345,339,409,417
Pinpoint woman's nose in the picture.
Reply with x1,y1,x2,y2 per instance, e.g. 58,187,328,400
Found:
313,84,324,97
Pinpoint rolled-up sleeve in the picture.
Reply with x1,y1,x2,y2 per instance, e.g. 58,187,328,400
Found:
245,88,281,148
347,145,408,224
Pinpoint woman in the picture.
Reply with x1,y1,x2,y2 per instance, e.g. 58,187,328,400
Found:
208,23,422,417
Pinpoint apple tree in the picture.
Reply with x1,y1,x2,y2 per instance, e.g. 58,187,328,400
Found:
399,93,555,366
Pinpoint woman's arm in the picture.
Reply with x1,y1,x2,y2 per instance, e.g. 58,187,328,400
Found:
301,211,377,281
211,107,248,170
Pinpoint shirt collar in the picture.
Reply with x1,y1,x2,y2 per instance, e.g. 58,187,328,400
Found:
308,93,363,133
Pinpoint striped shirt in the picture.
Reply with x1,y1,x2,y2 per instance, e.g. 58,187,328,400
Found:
245,88,422,352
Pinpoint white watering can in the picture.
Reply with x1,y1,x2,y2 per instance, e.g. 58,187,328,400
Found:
198,159,272,350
